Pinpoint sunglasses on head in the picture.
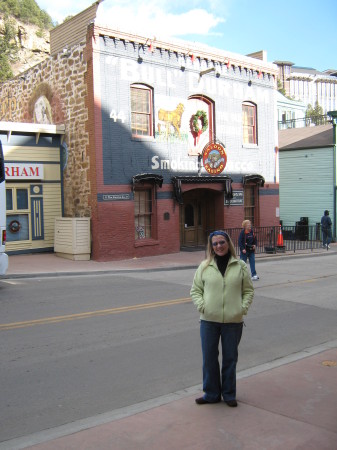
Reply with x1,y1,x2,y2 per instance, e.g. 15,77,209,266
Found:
209,230,228,240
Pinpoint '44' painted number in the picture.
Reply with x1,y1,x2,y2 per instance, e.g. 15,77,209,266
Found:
110,110,126,123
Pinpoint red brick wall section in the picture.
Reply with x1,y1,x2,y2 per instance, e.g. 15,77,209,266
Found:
224,205,243,228
156,198,180,253
224,184,280,229
259,184,280,226
92,197,180,261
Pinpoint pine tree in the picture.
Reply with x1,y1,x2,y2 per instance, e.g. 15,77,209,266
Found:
305,101,325,125
0,17,18,82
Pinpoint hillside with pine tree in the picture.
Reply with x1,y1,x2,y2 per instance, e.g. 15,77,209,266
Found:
0,0,54,81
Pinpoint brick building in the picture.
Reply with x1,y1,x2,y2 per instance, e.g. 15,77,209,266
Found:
0,5,280,260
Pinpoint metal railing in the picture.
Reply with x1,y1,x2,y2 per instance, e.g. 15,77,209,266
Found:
218,225,324,255
278,115,331,130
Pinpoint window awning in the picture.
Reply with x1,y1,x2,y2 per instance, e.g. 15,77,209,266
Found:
0,121,66,144
172,175,233,205
242,174,265,187
132,173,163,190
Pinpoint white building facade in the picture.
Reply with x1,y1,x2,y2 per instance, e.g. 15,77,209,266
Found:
276,62,337,114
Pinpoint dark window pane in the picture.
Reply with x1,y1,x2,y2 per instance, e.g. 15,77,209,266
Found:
134,189,152,239
6,189,13,210
17,189,28,209
198,203,202,226
185,204,194,227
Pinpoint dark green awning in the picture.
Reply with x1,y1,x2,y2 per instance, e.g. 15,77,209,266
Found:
171,175,233,204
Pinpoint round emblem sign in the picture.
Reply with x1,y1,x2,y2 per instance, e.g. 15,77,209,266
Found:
202,143,227,175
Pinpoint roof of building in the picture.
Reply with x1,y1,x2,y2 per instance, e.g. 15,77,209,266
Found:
292,66,319,73
49,2,277,75
50,2,100,55
277,91,306,107
273,62,337,79
289,66,337,80
279,124,333,150
273,60,294,66
323,69,337,76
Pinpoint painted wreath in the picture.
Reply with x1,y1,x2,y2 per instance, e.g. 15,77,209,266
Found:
9,219,21,233
192,110,208,134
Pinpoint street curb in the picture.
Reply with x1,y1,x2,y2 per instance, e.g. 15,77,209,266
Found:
2,249,335,280
1,265,199,280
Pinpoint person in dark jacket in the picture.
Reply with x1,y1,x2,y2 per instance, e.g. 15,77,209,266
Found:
321,210,332,249
238,220,259,280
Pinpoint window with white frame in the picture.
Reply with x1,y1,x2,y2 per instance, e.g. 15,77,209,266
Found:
242,102,257,145
131,84,153,137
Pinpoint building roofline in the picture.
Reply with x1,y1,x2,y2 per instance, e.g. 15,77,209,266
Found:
273,60,294,66
91,25,279,76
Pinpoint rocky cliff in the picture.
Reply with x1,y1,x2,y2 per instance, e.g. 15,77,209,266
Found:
0,14,50,77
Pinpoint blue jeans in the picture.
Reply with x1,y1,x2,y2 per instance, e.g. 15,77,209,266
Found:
200,320,243,402
322,229,332,246
240,251,256,276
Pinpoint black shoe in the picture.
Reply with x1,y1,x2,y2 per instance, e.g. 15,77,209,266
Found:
195,397,220,405
225,400,238,407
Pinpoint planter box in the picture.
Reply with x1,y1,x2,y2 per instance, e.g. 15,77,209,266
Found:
264,246,275,254
54,217,90,260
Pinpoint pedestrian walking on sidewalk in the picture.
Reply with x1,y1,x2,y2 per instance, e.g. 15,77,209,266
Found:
238,220,259,280
321,210,332,249
190,230,254,407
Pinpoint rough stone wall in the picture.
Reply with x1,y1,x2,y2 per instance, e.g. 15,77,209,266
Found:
0,43,91,218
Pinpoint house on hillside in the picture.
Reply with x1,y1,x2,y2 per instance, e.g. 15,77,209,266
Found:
278,120,336,239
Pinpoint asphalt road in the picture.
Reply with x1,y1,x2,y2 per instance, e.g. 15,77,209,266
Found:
1,253,337,443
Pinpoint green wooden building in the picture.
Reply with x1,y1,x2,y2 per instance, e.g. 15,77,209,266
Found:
279,120,336,239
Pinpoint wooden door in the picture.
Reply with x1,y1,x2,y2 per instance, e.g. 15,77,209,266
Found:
180,190,215,247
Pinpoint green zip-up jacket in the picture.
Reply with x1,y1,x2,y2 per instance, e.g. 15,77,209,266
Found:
190,256,254,323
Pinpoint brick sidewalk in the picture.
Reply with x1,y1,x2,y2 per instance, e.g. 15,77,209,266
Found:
3,346,336,450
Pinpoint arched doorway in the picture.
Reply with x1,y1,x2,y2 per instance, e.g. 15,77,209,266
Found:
180,189,218,248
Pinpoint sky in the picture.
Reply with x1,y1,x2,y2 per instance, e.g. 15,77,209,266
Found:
36,0,337,72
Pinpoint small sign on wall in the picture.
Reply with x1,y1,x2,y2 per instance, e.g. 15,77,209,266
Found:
225,190,244,206
101,193,132,201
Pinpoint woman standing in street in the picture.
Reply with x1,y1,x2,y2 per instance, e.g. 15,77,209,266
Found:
239,220,259,280
190,230,254,407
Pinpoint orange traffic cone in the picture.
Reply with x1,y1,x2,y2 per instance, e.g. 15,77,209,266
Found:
277,225,284,247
